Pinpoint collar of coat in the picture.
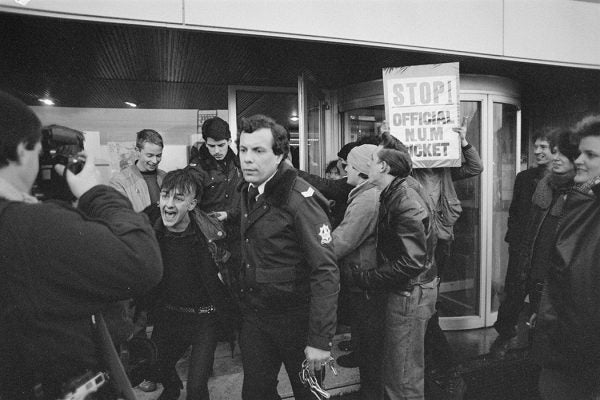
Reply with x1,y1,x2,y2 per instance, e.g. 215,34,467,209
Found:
238,161,297,208
380,175,407,202
0,176,38,203
194,144,240,171
153,207,227,242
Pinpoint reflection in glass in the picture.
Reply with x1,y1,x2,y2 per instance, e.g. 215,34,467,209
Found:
438,101,482,317
491,103,518,312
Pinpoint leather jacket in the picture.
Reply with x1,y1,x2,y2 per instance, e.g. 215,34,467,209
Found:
355,176,437,292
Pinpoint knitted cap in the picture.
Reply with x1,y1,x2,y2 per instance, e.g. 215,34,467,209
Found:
347,144,377,175
337,141,359,161
201,117,231,141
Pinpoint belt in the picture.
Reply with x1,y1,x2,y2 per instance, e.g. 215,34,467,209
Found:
165,304,215,314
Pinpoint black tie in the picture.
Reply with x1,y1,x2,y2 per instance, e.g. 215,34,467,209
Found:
248,185,259,210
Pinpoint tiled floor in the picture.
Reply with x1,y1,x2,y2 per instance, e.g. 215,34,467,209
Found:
134,331,360,400
134,316,537,400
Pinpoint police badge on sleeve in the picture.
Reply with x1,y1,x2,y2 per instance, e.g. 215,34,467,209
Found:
318,223,332,245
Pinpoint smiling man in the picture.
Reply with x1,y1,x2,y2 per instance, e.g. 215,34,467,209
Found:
146,168,237,400
493,128,555,353
109,129,166,223
237,114,339,400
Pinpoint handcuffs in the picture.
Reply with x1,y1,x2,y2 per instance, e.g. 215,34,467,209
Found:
299,357,338,399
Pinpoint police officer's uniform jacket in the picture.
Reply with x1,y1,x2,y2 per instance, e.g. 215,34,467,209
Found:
239,162,339,350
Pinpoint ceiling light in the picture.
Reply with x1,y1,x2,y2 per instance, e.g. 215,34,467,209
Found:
38,98,55,106
289,115,299,122
124,101,137,108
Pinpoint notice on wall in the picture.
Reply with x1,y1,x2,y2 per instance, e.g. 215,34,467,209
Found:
383,62,461,168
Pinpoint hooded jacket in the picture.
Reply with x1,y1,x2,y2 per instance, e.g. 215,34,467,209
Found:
332,180,379,292
109,163,166,213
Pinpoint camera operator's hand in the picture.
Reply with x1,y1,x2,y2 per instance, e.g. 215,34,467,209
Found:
54,152,101,199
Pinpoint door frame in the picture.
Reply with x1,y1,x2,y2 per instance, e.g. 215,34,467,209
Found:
227,85,298,145
439,92,521,330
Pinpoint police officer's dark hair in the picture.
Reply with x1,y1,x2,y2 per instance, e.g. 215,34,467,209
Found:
136,129,164,150
239,114,289,157
161,168,201,200
0,91,42,168
574,115,600,140
377,132,412,178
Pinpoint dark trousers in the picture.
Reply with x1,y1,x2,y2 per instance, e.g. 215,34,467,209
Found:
424,238,456,372
494,246,525,337
494,246,544,339
239,305,316,400
357,293,386,400
149,309,219,400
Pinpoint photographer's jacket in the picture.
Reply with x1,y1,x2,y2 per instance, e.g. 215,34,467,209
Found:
239,162,340,350
0,182,163,399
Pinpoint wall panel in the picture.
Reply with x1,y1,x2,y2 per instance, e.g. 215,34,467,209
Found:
0,0,183,23
504,0,600,66
185,0,504,56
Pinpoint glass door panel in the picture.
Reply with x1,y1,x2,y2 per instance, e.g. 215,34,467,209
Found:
490,102,519,313
438,100,482,322
300,74,325,175
342,106,386,143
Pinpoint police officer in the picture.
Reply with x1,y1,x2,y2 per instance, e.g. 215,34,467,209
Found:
237,114,339,400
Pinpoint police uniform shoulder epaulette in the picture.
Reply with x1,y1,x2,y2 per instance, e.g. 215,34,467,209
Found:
292,180,315,198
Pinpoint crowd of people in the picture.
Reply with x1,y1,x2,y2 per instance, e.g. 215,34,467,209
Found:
1,88,599,400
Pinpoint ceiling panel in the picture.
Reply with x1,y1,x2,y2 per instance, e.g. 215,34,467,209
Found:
1,11,599,111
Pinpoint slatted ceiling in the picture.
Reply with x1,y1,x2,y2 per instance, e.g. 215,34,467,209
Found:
3,11,600,110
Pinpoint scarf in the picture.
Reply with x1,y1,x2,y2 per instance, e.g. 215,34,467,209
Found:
532,170,575,210
573,175,600,197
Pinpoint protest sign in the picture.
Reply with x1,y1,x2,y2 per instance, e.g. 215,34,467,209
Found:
383,62,461,168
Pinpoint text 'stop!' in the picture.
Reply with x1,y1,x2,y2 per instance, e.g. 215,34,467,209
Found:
383,62,461,168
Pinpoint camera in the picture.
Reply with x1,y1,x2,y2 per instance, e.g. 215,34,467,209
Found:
32,124,85,201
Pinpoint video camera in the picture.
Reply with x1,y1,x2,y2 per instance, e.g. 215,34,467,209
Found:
32,124,86,201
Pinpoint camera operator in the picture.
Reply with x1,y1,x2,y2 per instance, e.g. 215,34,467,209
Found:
0,91,163,399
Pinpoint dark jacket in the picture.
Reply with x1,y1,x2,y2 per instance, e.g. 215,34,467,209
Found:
505,166,549,246
297,170,353,228
152,209,239,333
534,181,600,382
189,144,242,221
355,176,437,291
0,185,163,399
517,173,573,283
239,162,340,350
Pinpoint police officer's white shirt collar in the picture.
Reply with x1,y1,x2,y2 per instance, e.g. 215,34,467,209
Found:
249,170,278,198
